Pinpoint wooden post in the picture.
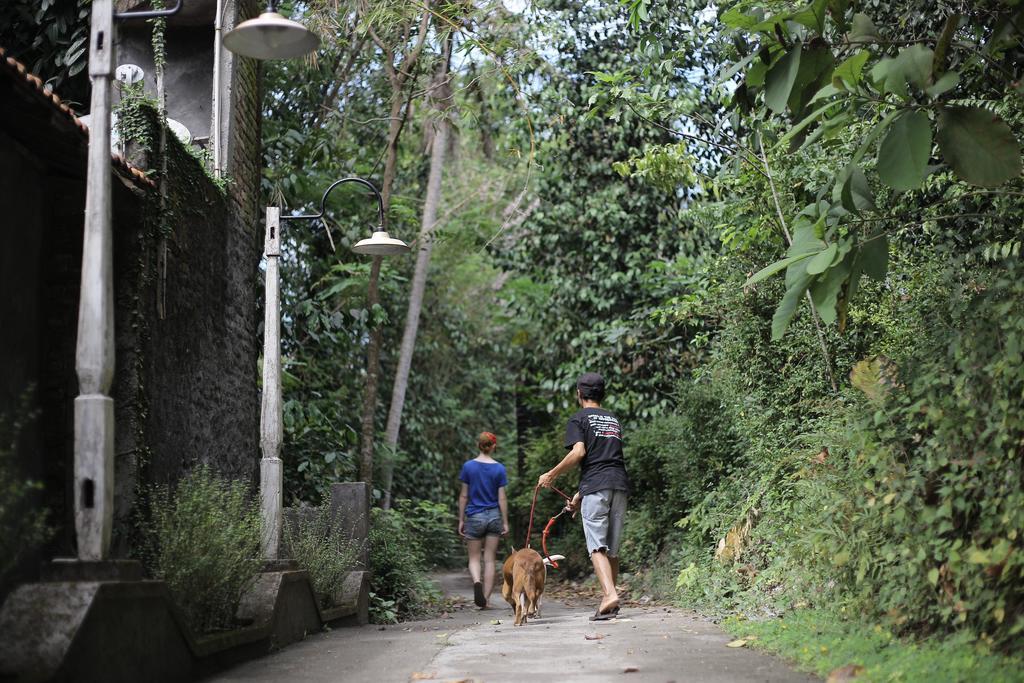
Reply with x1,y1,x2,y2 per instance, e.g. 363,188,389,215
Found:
260,207,283,559
74,0,116,561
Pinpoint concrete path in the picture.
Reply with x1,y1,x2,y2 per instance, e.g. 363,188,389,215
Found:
206,572,817,683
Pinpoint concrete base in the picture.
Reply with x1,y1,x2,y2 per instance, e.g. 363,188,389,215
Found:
0,481,373,682
0,579,192,683
41,558,143,582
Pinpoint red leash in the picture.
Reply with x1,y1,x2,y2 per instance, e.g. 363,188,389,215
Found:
524,484,574,569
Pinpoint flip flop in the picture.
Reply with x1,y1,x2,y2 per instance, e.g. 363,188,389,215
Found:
473,582,486,608
589,605,620,621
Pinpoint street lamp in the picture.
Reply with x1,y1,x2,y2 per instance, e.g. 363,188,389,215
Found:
75,0,183,563
260,178,408,560
222,1,320,59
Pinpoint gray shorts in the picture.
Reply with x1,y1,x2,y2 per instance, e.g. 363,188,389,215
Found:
581,489,628,557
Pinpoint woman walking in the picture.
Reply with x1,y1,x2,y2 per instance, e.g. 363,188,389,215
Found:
458,432,509,608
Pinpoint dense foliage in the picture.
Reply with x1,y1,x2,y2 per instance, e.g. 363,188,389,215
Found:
140,466,262,634
586,0,1024,654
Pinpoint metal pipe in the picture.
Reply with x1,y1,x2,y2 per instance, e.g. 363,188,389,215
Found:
212,0,224,175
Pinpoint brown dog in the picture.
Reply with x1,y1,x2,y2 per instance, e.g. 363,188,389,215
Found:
501,549,564,626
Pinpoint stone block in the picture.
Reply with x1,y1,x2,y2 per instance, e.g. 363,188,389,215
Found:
329,482,370,569
0,580,192,683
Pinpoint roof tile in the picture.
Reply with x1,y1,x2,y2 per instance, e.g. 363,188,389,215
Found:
0,46,156,190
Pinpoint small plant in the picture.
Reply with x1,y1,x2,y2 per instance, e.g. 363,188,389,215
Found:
284,506,359,608
368,507,441,623
140,466,261,634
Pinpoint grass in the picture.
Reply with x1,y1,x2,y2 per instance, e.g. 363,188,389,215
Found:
722,607,1024,682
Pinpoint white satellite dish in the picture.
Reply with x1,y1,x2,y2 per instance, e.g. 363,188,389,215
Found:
166,118,192,145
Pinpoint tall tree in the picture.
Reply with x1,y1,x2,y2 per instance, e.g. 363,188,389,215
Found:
354,0,432,492
381,33,456,509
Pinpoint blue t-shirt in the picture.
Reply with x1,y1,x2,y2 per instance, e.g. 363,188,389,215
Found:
459,459,508,516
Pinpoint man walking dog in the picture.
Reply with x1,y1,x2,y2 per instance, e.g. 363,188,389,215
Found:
538,372,629,620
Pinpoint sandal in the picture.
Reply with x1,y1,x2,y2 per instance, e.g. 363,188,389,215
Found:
589,605,620,621
473,582,486,608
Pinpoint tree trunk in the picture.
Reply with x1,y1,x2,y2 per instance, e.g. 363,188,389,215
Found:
357,256,384,488
380,44,453,509
354,6,432,499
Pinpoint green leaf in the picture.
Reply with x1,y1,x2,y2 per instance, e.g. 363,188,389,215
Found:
833,50,870,88
927,568,939,585
765,46,802,114
772,269,812,341
719,51,759,84
788,46,834,115
849,12,880,42
937,106,1023,187
745,252,815,286
806,243,837,275
895,44,934,90
836,164,875,213
746,60,769,87
926,70,959,98
809,253,852,325
720,8,758,29
877,110,932,191
872,45,935,98
779,100,839,147
790,0,828,33
860,233,888,280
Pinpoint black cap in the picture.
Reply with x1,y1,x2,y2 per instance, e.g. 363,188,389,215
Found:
576,372,605,398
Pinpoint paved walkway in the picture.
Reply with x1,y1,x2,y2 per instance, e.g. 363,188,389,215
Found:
206,572,817,683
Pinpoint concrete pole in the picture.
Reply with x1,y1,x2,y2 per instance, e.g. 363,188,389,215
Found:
260,207,283,560
75,0,116,561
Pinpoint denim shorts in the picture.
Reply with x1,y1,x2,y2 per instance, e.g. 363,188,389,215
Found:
581,489,628,557
464,507,503,539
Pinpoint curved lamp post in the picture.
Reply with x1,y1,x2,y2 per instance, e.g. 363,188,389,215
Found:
260,179,408,560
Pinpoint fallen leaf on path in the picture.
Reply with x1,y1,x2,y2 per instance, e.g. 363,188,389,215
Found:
726,639,748,648
584,633,605,640
409,673,435,680
490,619,501,625
435,633,448,638
826,664,865,682
623,667,639,673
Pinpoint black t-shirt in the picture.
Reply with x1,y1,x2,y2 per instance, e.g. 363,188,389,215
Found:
564,407,630,496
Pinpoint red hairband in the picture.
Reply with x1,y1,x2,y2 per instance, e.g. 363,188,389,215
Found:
482,432,497,447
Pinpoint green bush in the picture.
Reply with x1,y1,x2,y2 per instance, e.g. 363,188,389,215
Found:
393,498,461,569
823,263,1024,647
368,507,440,623
141,466,262,634
284,507,359,608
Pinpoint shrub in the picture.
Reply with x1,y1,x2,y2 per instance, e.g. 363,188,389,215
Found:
368,507,440,623
284,507,359,608
393,498,461,569
141,466,261,634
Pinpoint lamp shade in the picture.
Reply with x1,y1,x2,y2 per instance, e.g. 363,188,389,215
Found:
352,231,411,256
222,12,320,60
